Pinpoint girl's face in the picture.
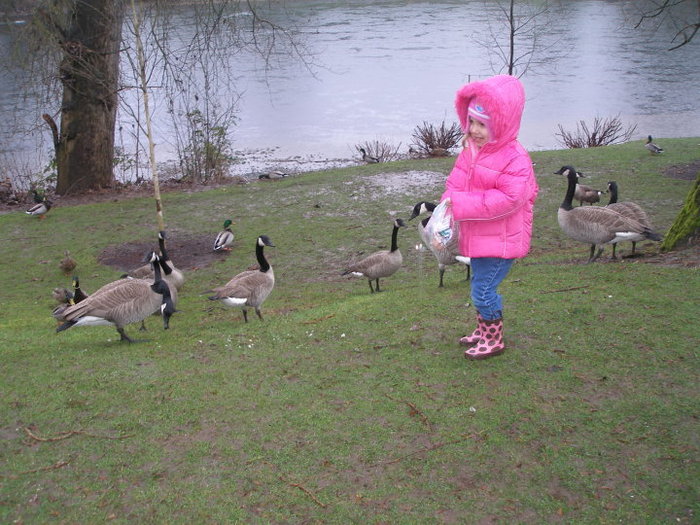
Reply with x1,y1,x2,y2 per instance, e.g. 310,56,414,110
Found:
468,117,490,149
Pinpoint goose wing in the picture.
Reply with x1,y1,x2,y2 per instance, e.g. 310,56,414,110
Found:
61,279,158,323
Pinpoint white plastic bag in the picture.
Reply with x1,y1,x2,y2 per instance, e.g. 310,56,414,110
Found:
425,200,453,249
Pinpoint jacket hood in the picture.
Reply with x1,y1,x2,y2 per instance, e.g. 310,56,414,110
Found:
455,75,525,148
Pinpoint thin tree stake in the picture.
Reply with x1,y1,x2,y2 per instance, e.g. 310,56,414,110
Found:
131,0,165,232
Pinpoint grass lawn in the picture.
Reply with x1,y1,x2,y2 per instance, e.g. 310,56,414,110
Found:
1,137,698,523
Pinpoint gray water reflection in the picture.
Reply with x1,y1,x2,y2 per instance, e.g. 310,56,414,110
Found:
0,0,698,181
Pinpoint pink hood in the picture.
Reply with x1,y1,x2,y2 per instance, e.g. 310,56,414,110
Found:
455,75,525,150
441,75,537,259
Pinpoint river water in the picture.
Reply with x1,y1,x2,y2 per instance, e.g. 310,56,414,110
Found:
1,0,698,182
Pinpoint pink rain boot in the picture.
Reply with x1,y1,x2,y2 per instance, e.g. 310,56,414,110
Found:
459,314,485,347
464,318,505,360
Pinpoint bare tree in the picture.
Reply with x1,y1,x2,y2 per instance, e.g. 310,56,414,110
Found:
475,0,566,77
632,0,699,50
6,0,312,195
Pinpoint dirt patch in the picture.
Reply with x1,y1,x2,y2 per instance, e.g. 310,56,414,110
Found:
663,160,700,181
98,233,230,273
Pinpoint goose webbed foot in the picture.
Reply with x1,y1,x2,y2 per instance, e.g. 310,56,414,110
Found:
117,327,148,343
242,309,249,323
139,320,148,331
255,308,264,321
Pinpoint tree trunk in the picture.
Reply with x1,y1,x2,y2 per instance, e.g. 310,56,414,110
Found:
55,0,124,195
661,173,700,251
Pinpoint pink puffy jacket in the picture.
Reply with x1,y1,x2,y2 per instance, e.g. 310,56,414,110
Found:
441,75,538,259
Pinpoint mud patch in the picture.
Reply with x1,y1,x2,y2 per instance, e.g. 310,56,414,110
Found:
663,160,700,181
98,233,229,272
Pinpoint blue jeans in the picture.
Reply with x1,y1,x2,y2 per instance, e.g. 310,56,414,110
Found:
470,257,514,320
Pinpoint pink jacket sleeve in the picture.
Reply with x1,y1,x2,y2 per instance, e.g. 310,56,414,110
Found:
442,152,533,222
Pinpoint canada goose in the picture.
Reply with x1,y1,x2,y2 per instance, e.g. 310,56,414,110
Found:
606,181,662,258
342,218,407,293
208,235,276,322
409,201,470,287
26,198,52,219
214,220,235,251
645,135,664,155
258,171,287,180
554,166,605,206
359,147,379,163
56,252,176,342
59,250,77,275
157,231,185,291
126,231,185,291
558,167,661,263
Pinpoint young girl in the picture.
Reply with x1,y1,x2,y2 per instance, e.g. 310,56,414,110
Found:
441,75,538,360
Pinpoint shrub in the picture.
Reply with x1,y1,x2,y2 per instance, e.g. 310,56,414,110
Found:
354,140,402,163
410,121,462,157
556,115,637,148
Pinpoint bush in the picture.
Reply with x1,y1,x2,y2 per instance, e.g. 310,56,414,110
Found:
354,140,402,163
410,121,462,157
556,115,637,148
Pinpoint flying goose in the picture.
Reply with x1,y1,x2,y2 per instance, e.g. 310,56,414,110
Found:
359,147,379,163
208,235,276,322
409,201,470,287
214,220,235,251
557,167,661,263
342,218,407,293
554,166,605,206
56,252,176,342
606,181,662,258
645,135,664,155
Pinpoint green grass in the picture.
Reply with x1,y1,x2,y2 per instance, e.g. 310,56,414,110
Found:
1,138,698,523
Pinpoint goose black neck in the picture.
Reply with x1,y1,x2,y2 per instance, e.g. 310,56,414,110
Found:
390,224,400,252
159,237,170,262
158,256,173,276
256,242,270,272
607,184,618,205
152,257,163,282
561,172,577,211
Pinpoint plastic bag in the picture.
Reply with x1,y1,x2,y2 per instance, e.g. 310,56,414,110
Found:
425,199,453,249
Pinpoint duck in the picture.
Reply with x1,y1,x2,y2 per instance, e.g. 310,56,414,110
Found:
208,235,276,322
214,220,235,251
25,197,52,219
59,250,77,275
258,171,288,180
359,147,379,163
554,166,605,206
72,275,89,303
645,135,664,155
606,181,662,258
56,252,176,342
409,201,470,287
52,287,74,305
557,167,661,263
342,218,407,293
